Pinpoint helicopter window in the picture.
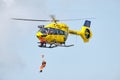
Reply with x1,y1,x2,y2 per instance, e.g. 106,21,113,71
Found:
47,28,57,35
58,30,65,35
43,28,65,35
48,28,53,34
40,28,48,34
54,29,58,34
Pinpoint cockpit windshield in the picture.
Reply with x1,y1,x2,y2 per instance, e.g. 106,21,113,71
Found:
39,28,48,34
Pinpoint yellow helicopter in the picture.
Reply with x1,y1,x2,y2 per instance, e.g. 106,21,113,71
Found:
12,15,93,48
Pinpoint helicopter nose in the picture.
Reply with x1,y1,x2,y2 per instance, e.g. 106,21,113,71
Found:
36,32,42,38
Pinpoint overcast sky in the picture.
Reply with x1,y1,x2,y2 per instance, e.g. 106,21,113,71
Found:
0,0,120,80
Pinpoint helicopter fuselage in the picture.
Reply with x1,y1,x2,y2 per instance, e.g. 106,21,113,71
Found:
36,23,69,45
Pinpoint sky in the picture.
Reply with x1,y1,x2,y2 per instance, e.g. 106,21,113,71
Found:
0,0,120,80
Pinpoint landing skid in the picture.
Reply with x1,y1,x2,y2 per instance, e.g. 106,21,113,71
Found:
57,44,74,47
55,43,74,47
38,42,74,48
38,45,57,48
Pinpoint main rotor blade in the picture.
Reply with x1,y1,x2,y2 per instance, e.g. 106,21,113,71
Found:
59,17,95,21
12,17,95,22
12,18,52,22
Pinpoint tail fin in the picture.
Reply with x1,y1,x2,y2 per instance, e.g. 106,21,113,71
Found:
80,20,92,42
84,20,91,27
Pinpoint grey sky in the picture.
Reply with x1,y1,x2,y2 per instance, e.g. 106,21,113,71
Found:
0,0,120,80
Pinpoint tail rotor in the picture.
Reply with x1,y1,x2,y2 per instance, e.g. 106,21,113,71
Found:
80,20,92,42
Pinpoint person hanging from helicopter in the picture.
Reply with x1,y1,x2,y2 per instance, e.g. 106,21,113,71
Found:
40,54,46,72
38,27,48,47
39,37,47,47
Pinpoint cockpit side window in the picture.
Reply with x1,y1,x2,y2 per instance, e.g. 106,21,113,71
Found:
40,27,66,35
47,28,57,35
58,29,65,35
48,28,53,34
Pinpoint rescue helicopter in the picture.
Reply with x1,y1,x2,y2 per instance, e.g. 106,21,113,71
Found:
12,15,93,48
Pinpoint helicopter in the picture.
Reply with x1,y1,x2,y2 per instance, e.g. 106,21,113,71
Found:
12,15,93,48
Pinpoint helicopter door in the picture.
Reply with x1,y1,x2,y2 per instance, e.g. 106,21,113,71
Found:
47,28,57,43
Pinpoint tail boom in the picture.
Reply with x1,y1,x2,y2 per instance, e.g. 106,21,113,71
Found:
68,20,92,43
